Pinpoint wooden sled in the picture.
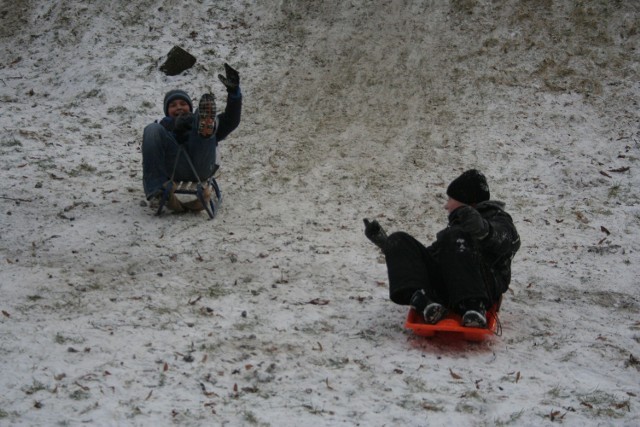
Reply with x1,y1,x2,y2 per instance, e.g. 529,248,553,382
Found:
405,300,501,341
157,178,222,219
156,144,222,220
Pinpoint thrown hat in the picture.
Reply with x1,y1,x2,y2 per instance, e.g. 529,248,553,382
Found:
163,89,193,116
446,169,490,205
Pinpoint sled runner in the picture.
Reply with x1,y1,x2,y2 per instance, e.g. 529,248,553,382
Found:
405,301,501,341
157,144,222,219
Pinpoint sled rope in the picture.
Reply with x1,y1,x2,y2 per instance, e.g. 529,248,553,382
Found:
488,310,502,336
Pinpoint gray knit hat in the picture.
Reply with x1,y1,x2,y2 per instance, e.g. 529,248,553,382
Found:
163,90,193,116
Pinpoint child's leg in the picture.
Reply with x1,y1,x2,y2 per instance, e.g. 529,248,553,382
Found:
142,123,180,199
436,227,490,313
383,232,444,306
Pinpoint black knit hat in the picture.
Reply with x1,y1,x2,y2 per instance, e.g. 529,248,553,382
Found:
446,169,490,205
163,90,193,116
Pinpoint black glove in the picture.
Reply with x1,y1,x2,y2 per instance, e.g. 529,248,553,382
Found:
363,218,388,250
159,116,175,132
456,206,490,240
218,63,239,93
174,112,194,133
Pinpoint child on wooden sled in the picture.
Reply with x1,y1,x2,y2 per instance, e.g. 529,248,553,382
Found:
142,63,242,213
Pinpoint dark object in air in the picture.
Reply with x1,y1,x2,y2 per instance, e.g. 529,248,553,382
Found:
160,46,197,76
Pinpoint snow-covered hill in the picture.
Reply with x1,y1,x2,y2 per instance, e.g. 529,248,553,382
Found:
1,1,638,425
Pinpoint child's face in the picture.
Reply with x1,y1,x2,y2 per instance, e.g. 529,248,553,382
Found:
444,197,465,214
167,99,191,118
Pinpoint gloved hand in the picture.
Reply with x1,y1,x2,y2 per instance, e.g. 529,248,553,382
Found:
218,63,240,93
363,218,388,250
159,116,175,132
456,206,490,240
174,112,194,134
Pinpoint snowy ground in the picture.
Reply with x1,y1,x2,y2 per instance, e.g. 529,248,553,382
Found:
1,0,639,426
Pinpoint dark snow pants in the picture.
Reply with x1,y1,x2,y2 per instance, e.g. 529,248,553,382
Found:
142,123,219,200
383,229,497,313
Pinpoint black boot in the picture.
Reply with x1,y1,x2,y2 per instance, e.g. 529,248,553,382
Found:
409,289,428,312
460,298,487,328
410,290,448,324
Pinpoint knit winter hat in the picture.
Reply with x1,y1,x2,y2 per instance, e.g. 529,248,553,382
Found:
446,169,490,205
163,90,193,116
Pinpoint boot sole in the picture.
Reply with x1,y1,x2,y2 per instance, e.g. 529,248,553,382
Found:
198,94,216,137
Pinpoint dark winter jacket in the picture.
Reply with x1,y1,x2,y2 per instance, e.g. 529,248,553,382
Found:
158,87,242,143
446,200,521,295
214,87,242,142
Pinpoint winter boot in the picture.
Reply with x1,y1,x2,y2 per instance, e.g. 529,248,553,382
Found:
460,299,487,328
410,289,447,324
153,181,185,214
423,302,448,324
197,93,216,138
409,289,428,312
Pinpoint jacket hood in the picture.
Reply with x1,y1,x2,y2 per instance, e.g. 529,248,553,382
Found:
476,200,506,211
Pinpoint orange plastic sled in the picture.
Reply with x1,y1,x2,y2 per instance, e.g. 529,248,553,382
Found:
405,302,500,341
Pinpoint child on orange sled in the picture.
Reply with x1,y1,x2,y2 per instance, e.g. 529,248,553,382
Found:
364,169,520,327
